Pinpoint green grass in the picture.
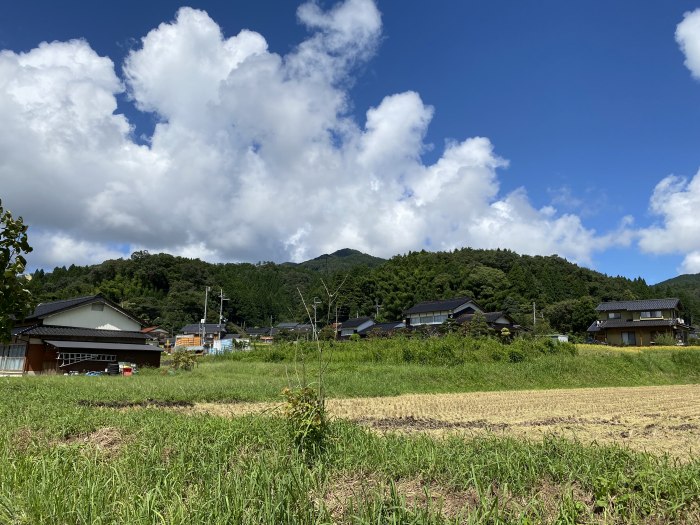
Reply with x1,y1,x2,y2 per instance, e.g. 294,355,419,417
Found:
1,399,699,524
5,338,700,407
2,337,700,523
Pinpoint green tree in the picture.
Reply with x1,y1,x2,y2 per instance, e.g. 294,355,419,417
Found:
466,311,490,338
1,200,33,342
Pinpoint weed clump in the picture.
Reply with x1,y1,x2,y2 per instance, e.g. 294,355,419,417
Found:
282,386,328,460
171,350,197,371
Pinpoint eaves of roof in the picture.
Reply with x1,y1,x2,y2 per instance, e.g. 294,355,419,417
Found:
586,318,689,332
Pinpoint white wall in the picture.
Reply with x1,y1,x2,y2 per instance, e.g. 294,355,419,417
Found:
44,303,141,331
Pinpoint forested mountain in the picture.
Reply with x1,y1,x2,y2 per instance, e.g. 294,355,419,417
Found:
653,274,700,324
286,248,385,273
26,247,667,336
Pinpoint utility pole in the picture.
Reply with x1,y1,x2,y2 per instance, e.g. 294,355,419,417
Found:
533,302,536,328
374,299,382,319
218,288,229,330
203,286,211,323
335,304,339,340
312,297,322,340
200,286,211,349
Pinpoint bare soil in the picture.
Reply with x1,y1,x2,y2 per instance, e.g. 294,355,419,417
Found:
191,384,700,459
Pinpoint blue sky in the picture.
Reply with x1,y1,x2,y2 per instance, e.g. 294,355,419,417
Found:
1,0,700,284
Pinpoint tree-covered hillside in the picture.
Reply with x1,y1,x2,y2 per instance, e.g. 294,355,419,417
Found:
653,274,700,324
26,248,663,336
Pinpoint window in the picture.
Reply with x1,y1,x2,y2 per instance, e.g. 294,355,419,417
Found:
0,344,26,372
621,332,636,345
608,312,621,319
640,311,662,319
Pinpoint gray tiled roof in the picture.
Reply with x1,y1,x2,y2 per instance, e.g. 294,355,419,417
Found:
14,325,148,340
27,296,100,320
340,317,374,329
25,295,145,327
180,323,227,334
404,297,475,315
358,322,405,335
276,322,300,329
246,327,271,336
595,298,680,312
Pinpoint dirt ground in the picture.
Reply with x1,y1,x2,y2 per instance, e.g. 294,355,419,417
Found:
191,384,700,459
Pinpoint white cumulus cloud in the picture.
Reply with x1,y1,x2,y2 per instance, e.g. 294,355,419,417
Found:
677,8,700,79
0,0,624,269
638,172,700,272
637,10,700,274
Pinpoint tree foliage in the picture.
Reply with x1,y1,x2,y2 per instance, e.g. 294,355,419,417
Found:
0,200,33,342
25,247,663,337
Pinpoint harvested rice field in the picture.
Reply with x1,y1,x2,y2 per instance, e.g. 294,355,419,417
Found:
192,384,700,459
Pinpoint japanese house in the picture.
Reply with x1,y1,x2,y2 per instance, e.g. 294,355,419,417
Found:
586,298,691,346
6,295,161,375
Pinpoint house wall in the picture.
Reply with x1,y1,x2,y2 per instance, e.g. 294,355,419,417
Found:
604,327,673,346
630,309,676,322
25,343,46,374
44,303,141,331
409,301,483,326
45,347,161,373
599,308,679,323
601,311,634,322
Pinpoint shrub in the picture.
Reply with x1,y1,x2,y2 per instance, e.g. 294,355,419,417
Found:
263,350,286,363
171,350,197,371
654,333,678,346
508,348,525,363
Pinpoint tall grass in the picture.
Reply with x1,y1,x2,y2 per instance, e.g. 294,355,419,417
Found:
3,338,699,407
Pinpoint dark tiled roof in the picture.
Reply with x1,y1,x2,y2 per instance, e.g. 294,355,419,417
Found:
358,322,405,335
404,297,475,315
26,295,145,327
586,318,686,332
14,325,148,340
595,298,680,312
27,296,98,320
276,322,300,329
179,323,227,334
340,317,374,329
246,327,271,336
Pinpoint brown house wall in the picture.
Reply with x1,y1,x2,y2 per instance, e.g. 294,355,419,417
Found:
25,344,46,373
31,345,161,373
